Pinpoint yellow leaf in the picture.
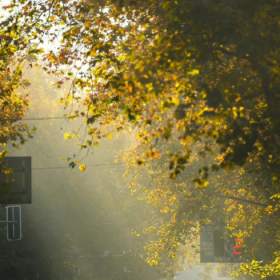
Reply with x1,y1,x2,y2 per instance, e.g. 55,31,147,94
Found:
123,169,129,177
172,97,180,105
64,133,70,139
128,84,133,94
79,164,86,172
84,22,90,28
204,180,209,187
90,50,96,57
187,69,199,76
153,152,160,159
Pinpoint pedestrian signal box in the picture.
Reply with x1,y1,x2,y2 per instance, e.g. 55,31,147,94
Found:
200,224,246,263
0,157,32,204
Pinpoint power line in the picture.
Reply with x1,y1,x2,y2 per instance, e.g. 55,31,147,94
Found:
0,116,84,122
23,116,82,121
32,162,124,170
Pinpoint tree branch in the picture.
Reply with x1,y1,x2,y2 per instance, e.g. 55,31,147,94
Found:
217,194,269,207
212,47,249,59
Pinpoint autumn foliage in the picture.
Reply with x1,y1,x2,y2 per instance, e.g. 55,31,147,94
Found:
1,0,280,278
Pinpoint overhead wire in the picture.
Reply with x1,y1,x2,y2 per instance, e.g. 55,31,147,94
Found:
0,115,84,122
0,115,127,170
32,162,125,170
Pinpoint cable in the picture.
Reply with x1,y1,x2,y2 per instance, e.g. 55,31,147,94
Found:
0,116,84,121
32,162,124,170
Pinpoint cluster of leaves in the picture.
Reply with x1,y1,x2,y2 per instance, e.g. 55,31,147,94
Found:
0,18,38,199
0,63,192,279
119,110,280,280
0,38,36,147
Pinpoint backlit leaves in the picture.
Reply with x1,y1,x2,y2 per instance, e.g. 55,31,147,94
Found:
5,0,280,277
79,164,86,172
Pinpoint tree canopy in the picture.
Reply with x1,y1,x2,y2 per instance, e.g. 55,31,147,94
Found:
0,64,193,280
1,0,280,278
